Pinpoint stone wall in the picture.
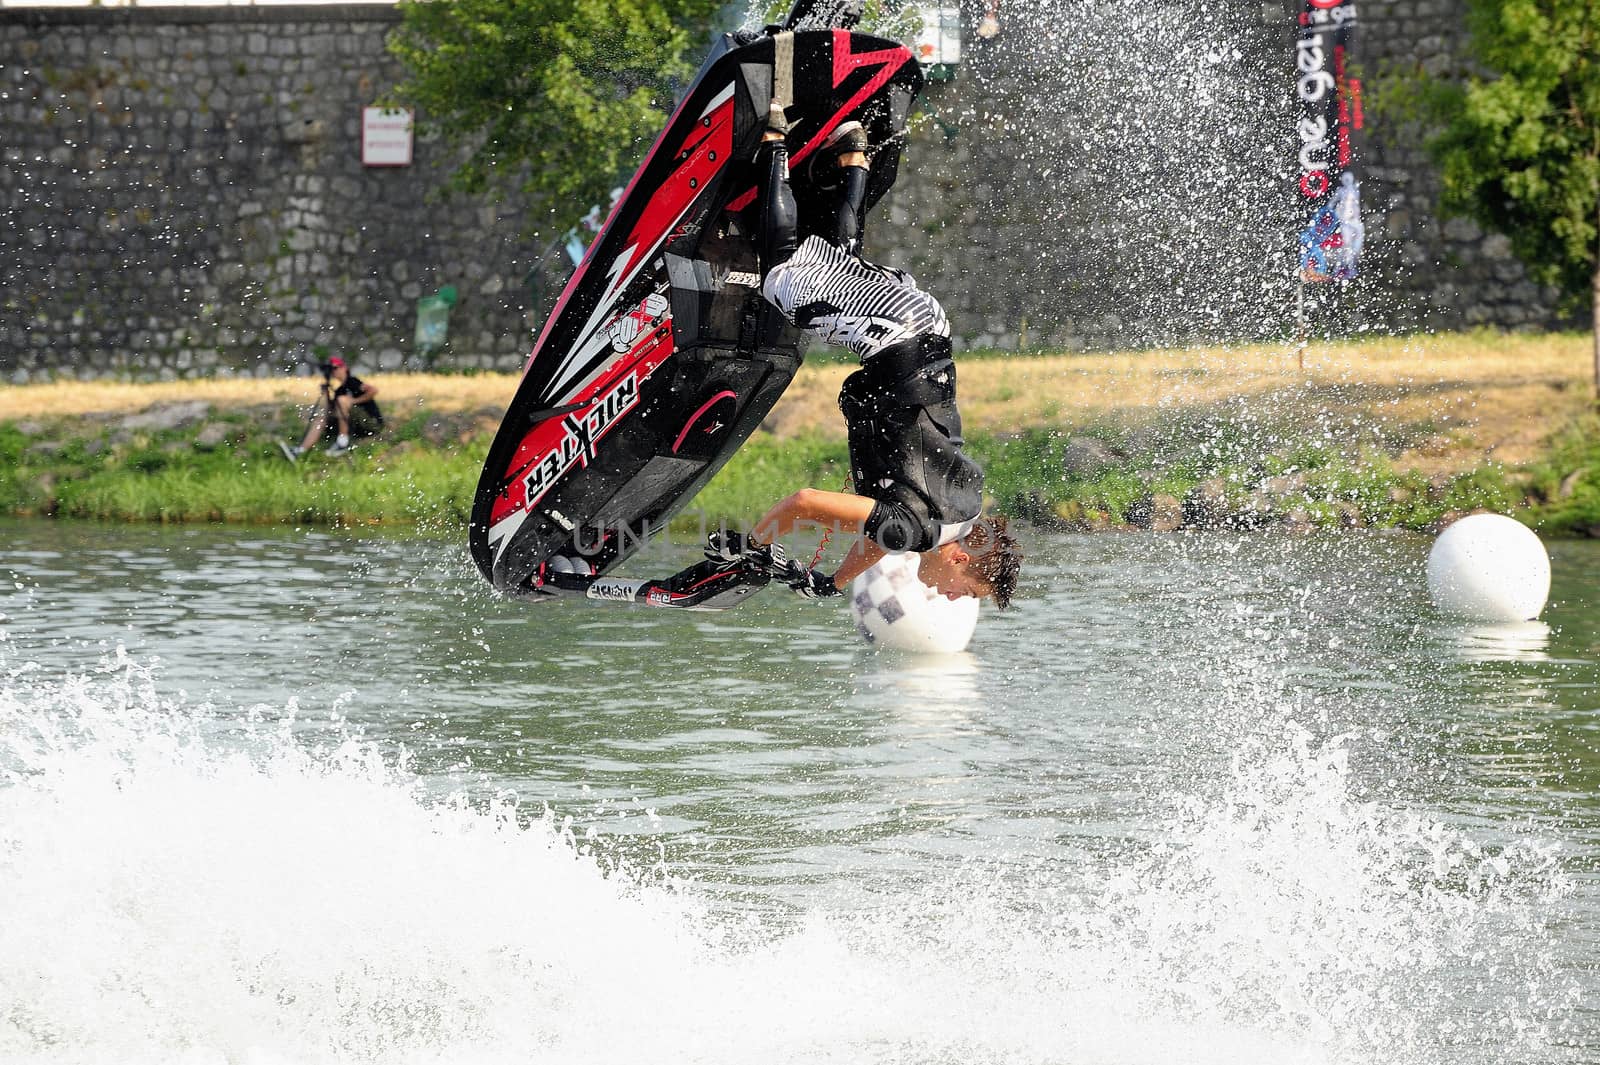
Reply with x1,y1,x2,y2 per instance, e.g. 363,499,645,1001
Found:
866,0,1577,353
0,4,530,382
1352,0,1565,331
0,2,1578,382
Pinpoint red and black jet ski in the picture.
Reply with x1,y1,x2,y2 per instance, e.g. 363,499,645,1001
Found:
468,1,924,608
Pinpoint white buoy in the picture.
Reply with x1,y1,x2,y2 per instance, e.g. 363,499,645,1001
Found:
1426,513,1550,622
849,551,979,653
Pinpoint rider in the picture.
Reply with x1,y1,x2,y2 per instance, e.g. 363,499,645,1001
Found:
714,101,1022,608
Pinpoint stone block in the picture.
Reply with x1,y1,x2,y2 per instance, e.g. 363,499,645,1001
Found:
1442,216,1481,242
1062,437,1123,478
1482,233,1514,260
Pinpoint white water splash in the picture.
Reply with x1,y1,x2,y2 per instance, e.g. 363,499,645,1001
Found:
0,651,1576,1065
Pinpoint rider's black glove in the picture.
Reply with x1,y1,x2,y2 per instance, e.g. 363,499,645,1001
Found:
704,529,752,563
705,532,835,597
705,531,789,574
780,561,839,599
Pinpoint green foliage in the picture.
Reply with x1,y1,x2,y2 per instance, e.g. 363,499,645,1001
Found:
1421,0,1598,307
0,424,26,512
52,442,486,526
1520,414,1600,532
966,426,1550,533
7,370,1600,538
689,432,850,524
386,0,723,219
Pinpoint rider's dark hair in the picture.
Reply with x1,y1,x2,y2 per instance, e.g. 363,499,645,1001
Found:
967,516,1023,609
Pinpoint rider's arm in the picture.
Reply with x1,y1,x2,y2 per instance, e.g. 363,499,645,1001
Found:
752,488,873,544
751,488,903,589
831,534,887,587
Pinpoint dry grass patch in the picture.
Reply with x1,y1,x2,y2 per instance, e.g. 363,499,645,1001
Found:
0,373,522,421
762,331,1592,469
4,332,1588,471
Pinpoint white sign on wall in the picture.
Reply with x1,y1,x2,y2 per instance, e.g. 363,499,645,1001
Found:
915,6,962,69
362,108,413,167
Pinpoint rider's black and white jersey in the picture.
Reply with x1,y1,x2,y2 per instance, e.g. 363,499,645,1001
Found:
761,235,949,359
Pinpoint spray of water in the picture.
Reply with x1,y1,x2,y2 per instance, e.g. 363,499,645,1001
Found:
0,647,1576,1065
962,0,1299,345
735,0,1383,349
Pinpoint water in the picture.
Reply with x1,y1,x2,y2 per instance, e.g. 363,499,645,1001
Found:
2,518,1596,1064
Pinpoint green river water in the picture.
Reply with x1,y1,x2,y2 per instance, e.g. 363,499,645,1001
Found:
1,518,1595,1064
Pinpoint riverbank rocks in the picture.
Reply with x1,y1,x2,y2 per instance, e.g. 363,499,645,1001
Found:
1332,501,1365,529
1062,437,1124,478
1181,477,1233,529
1037,499,1117,532
1558,468,1587,498
119,401,212,431
1126,493,1183,532
1283,509,1315,534
194,422,232,450
1253,472,1308,507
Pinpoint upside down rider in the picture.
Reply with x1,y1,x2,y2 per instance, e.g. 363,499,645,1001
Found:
713,100,1022,608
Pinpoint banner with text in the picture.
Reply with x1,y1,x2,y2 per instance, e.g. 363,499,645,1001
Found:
1294,0,1364,282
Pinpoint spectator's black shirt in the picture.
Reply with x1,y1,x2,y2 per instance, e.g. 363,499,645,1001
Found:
334,374,382,422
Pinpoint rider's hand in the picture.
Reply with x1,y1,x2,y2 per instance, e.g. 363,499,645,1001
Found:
787,566,840,599
704,529,751,563
705,531,787,574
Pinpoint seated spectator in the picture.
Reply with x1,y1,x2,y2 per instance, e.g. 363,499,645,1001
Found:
279,356,383,460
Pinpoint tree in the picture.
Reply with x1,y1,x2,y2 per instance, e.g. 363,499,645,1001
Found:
386,0,723,227
1424,0,1599,394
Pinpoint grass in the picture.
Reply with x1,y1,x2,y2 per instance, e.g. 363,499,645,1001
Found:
2,329,1596,535
0,419,486,527
777,329,1595,471
968,426,1530,533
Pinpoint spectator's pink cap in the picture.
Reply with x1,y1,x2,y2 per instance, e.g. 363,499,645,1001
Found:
327,356,345,368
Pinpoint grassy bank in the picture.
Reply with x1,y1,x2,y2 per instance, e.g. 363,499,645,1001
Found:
3,330,1596,535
